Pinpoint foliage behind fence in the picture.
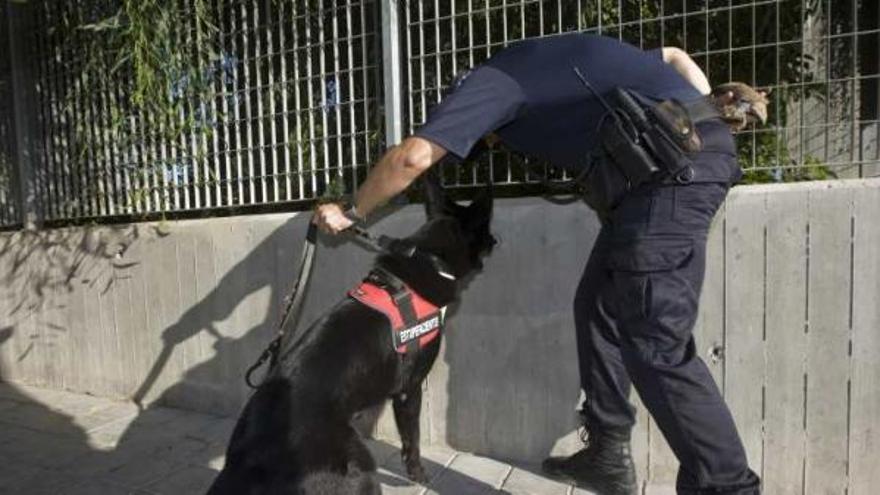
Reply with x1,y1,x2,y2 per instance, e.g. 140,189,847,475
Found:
15,0,382,224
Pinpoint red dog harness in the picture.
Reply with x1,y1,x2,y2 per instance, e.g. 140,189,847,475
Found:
349,273,445,354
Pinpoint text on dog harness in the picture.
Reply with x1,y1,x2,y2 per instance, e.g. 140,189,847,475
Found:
349,280,444,354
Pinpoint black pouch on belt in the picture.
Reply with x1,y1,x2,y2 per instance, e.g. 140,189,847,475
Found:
610,88,698,182
597,105,660,185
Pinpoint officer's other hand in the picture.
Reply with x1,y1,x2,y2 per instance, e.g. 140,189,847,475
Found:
313,203,354,235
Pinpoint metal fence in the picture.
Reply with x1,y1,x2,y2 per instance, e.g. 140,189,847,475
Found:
18,0,382,224
1,0,879,225
0,1,19,227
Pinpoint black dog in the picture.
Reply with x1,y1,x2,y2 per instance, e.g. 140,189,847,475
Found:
206,178,494,494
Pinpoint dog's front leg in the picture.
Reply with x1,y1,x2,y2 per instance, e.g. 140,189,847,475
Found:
392,387,428,483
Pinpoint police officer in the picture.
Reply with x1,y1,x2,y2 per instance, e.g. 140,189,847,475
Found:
314,33,767,495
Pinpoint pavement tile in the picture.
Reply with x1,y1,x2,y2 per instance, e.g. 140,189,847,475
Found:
376,467,425,495
570,487,600,494
75,402,140,433
501,465,570,495
429,453,511,494
58,478,134,495
0,457,43,493
0,431,94,469
97,450,191,488
0,422,38,445
644,485,676,494
0,401,86,437
379,443,456,486
0,396,20,413
0,466,81,495
139,464,218,495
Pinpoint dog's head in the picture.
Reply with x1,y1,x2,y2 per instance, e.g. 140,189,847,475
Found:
418,172,496,277
374,169,494,305
416,170,495,278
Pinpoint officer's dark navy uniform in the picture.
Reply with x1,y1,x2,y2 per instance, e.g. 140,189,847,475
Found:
415,34,762,495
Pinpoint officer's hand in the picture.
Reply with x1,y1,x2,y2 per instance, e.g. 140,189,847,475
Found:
313,203,354,235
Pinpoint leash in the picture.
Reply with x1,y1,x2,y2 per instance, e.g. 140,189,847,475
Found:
245,222,318,388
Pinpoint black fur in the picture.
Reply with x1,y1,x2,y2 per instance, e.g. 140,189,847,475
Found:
206,178,494,495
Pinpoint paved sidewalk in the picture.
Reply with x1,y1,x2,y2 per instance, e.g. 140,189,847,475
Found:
0,383,595,494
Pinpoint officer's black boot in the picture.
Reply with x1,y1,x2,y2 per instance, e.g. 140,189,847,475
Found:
541,429,637,495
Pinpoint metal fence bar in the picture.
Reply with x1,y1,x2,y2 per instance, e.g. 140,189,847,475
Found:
382,0,403,146
253,0,267,204
317,0,331,192
346,4,359,191
279,0,292,201
292,8,305,201
0,2,16,227
266,0,279,204
363,2,376,168
241,1,255,206
32,3,51,221
331,3,343,190
304,4,317,199
6,0,40,227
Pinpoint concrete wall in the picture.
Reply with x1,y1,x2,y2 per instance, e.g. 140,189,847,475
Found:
1,180,879,493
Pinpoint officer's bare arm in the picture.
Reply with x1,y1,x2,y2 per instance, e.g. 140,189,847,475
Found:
353,136,447,217
313,136,447,234
662,47,711,96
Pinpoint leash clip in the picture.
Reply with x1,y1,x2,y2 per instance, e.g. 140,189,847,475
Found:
245,336,281,389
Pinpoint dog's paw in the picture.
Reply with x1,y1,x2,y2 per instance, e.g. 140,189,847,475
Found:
405,463,429,485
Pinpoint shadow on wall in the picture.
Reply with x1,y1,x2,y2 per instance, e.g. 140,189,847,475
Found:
440,199,601,463
129,213,387,414
0,224,145,389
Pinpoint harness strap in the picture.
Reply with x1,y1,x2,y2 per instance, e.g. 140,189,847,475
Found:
371,268,422,354
392,291,419,354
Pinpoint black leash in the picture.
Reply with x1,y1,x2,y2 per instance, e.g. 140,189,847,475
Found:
245,222,319,388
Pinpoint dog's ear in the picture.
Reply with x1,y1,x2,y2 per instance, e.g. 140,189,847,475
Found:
423,167,448,219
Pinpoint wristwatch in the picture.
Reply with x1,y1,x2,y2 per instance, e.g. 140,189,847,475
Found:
342,204,365,225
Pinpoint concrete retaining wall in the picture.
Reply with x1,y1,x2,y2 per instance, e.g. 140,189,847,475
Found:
1,179,878,493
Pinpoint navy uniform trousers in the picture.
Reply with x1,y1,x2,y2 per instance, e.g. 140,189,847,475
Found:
574,161,762,494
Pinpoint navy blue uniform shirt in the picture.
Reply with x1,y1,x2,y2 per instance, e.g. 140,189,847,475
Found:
415,33,739,183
